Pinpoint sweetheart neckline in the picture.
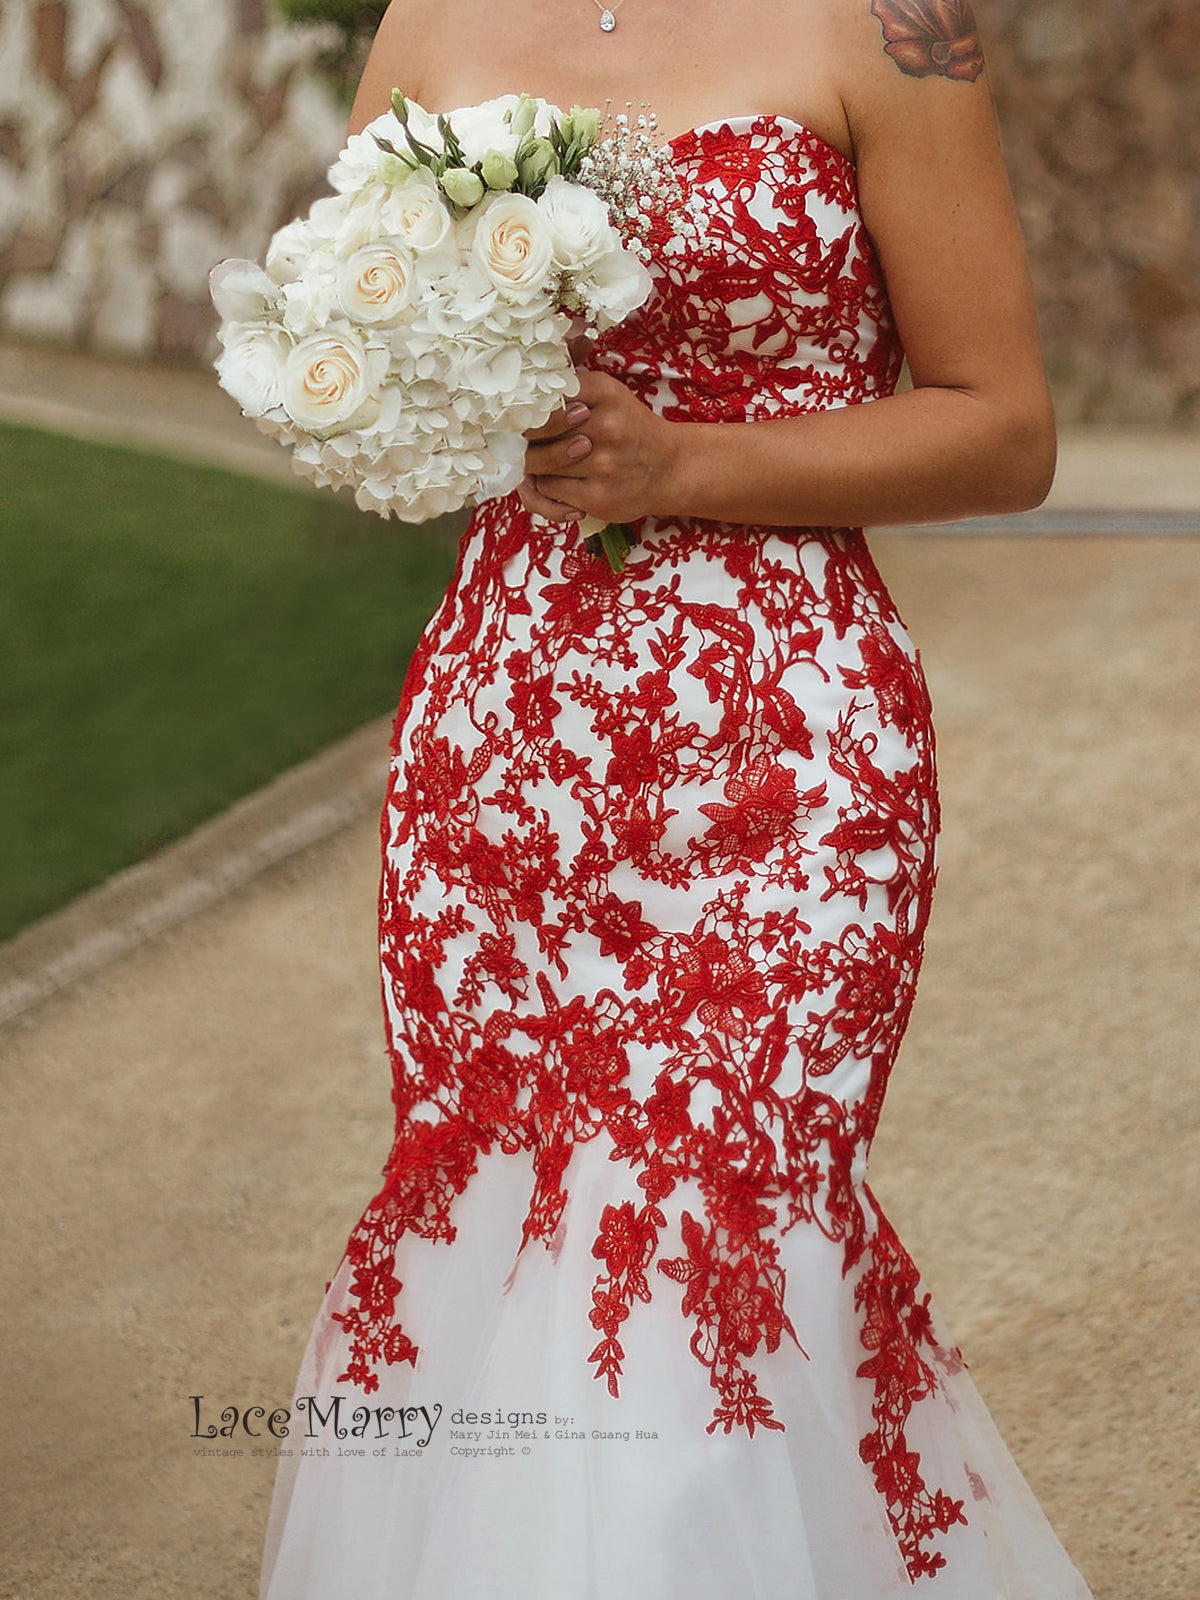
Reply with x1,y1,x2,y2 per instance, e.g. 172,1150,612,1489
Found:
662,113,856,172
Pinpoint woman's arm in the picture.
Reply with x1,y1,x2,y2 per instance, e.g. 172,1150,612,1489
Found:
523,0,1056,529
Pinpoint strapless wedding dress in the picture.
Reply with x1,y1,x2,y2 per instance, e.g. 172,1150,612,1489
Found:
259,113,1094,1600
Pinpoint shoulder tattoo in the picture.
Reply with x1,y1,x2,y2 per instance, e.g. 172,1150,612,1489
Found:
869,0,985,82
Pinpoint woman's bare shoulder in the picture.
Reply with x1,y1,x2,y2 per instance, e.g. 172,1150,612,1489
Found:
823,0,993,153
347,0,446,134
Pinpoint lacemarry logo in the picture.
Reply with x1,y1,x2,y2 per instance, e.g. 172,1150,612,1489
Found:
188,1394,443,1447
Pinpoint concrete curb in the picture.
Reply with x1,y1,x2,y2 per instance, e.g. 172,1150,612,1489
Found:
0,716,393,1032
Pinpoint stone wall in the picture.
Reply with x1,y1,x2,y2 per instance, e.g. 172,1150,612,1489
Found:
0,0,1197,425
0,0,343,360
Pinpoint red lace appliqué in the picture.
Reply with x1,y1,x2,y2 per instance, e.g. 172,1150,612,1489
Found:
330,117,965,1581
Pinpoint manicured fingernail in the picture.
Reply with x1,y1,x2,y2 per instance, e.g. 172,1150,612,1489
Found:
566,404,590,424
566,436,591,460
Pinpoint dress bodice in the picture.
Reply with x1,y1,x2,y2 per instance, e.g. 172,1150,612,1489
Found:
592,114,904,425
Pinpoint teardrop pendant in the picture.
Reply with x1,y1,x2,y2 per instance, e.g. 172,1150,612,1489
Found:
599,8,616,29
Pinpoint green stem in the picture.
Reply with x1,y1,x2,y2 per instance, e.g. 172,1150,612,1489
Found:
584,522,632,573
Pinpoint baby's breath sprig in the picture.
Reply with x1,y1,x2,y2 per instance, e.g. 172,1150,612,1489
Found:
578,101,705,264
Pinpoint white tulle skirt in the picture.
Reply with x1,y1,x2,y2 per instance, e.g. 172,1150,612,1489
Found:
259,1130,1093,1600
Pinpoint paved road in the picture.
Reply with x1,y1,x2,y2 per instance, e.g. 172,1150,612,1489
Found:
1,342,1198,1597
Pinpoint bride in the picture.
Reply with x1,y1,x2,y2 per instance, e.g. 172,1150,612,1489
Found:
258,2,1094,1596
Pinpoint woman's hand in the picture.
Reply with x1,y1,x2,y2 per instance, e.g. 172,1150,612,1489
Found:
519,369,678,525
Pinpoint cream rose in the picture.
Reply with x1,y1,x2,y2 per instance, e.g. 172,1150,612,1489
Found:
280,329,387,434
380,173,452,253
215,322,292,417
470,193,555,302
537,176,616,272
337,241,418,326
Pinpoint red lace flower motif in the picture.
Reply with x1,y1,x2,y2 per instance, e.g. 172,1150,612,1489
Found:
694,757,826,867
840,620,930,739
587,892,659,962
671,931,769,1039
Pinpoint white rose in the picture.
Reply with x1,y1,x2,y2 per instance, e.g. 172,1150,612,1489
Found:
470,192,555,302
537,176,615,272
337,240,418,326
379,171,452,253
580,245,655,329
265,220,315,286
209,259,281,323
215,322,292,416
280,328,388,435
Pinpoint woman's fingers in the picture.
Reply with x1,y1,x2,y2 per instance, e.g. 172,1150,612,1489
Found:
524,429,593,477
523,399,591,442
518,475,586,520
566,328,596,365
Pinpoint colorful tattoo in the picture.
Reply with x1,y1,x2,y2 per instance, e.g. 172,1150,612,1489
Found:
870,0,985,82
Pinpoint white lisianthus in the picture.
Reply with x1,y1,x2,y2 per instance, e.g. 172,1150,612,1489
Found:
215,322,292,416
580,246,655,329
537,175,616,272
280,329,388,434
328,105,441,193
560,104,601,149
209,259,281,323
337,240,419,326
444,96,522,166
471,192,555,301
306,193,354,245
327,127,391,195
265,220,315,285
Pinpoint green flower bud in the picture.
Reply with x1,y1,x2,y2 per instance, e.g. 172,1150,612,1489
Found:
480,149,519,191
378,152,411,185
439,166,485,208
508,93,538,140
390,88,409,123
563,104,601,150
517,137,559,190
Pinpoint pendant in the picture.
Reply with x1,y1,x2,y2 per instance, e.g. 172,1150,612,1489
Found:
599,8,616,28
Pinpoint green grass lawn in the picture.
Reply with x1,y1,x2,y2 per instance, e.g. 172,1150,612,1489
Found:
0,422,463,943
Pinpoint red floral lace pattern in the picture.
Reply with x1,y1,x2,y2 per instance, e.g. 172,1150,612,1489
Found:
329,119,966,1581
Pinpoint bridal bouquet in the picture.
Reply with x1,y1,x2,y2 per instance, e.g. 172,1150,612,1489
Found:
209,91,699,571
